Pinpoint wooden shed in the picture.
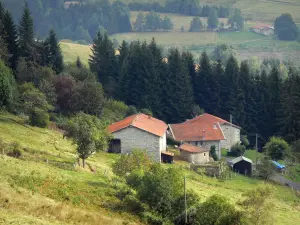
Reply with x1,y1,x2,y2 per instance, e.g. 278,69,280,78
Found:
230,156,253,176
161,151,174,164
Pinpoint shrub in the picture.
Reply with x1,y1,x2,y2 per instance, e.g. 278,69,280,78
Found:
210,145,218,161
255,156,275,180
29,108,50,128
174,207,198,225
112,149,152,177
142,211,164,225
230,143,246,156
7,142,22,158
264,137,291,160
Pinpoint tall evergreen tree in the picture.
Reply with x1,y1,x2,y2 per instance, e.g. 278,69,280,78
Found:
210,60,222,115
89,31,118,95
3,10,19,70
164,48,194,122
19,2,35,59
44,29,64,73
195,52,212,112
207,8,219,30
279,67,300,142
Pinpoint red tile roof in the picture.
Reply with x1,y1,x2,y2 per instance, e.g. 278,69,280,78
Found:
250,24,274,30
169,113,241,141
108,113,168,137
179,143,208,153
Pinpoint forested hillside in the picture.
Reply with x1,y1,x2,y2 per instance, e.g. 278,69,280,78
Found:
2,0,132,42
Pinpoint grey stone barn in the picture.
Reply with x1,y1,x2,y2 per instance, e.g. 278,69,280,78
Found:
108,113,168,162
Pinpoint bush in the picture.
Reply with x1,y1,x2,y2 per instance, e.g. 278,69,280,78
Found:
210,145,218,161
174,207,198,225
230,143,246,156
264,137,291,160
29,108,49,128
7,142,22,158
142,211,164,225
255,156,275,180
167,136,180,146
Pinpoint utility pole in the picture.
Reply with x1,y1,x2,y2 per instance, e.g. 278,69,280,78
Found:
230,114,233,147
255,134,258,166
184,176,187,224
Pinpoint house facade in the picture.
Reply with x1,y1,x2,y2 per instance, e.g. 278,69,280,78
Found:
108,113,168,162
169,113,241,159
179,143,210,164
250,24,274,36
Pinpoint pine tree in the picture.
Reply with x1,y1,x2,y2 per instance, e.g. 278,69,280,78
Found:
89,31,118,95
268,66,282,136
3,10,19,70
164,48,194,122
76,56,83,68
207,8,219,30
133,11,145,32
195,52,212,112
279,67,300,142
19,2,35,59
210,60,222,115
44,29,64,73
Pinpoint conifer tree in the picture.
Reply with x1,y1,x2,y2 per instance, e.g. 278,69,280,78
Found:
207,8,219,30
279,67,300,142
76,56,83,68
3,10,19,70
164,48,194,122
210,60,222,115
44,29,64,73
89,31,118,95
19,2,35,59
195,52,212,112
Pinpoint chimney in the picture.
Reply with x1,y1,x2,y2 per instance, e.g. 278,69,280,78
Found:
202,130,206,140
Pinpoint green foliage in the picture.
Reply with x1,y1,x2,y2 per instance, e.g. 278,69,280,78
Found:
241,135,249,147
229,9,244,31
0,60,16,108
101,99,129,123
256,156,275,180
137,164,184,218
65,112,111,167
196,195,240,225
6,142,22,158
291,139,300,162
239,187,274,225
210,145,218,161
112,149,152,177
207,8,219,30
264,137,291,160
29,107,49,128
274,14,299,41
230,143,246,157
189,17,203,32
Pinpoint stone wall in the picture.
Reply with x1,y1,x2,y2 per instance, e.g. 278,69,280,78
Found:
112,126,165,162
187,140,221,159
220,124,240,149
180,151,209,164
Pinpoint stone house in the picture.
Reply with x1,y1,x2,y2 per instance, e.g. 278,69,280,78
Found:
169,113,241,159
108,113,168,162
179,143,210,164
249,24,274,36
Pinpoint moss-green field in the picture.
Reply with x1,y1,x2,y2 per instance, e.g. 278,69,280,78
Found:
0,112,300,224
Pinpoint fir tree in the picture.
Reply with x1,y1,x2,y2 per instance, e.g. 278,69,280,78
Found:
3,10,19,70
19,2,35,59
210,60,222,115
76,56,83,68
44,29,64,73
207,8,219,30
89,31,118,95
164,48,194,122
195,52,212,112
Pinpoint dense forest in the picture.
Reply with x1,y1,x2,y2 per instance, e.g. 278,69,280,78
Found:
1,1,300,148
2,0,132,43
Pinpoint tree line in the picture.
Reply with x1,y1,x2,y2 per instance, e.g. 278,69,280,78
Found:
129,0,230,18
89,32,300,145
1,0,132,43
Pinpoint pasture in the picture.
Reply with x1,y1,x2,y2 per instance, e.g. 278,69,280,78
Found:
0,112,299,224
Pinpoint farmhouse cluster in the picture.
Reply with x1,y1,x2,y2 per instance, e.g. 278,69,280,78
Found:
108,113,245,167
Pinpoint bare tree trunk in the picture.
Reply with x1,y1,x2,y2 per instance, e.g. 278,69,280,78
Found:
82,158,85,168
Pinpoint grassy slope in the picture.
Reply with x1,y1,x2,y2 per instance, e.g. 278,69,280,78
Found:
0,112,300,224
60,41,92,66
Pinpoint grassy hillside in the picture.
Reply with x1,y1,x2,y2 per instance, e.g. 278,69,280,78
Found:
60,41,92,66
0,112,300,224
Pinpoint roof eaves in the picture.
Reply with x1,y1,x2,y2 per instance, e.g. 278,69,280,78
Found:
217,122,226,140
168,124,176,140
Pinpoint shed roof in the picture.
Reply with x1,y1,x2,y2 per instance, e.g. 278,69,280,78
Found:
179,143,209,153
230,156,253,165
250,24,274,30
108,113,168,137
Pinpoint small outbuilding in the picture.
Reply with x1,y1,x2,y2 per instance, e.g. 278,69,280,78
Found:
161,151,174,164
230,156,253,176
179,143,210,164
